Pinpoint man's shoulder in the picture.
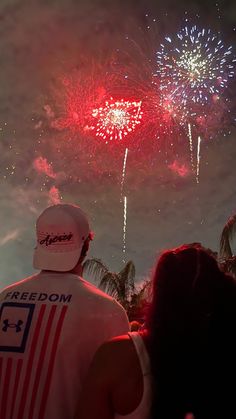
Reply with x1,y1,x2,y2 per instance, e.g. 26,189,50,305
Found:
79,277,118,303
78,277,128,313
0,273,38,294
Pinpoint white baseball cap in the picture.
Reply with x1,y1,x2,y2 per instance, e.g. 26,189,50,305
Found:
33,204,91,272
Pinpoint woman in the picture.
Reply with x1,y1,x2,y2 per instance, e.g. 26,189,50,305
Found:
76,244,236,418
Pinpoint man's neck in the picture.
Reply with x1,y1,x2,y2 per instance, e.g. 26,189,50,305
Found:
69,263,83,276
41,264,82,276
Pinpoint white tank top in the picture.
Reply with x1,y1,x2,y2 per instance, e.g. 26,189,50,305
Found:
115,332,152,419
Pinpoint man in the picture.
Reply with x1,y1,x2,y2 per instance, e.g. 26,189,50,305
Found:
0,204,129,419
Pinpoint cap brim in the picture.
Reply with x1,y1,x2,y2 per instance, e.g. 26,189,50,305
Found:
33,245,82,272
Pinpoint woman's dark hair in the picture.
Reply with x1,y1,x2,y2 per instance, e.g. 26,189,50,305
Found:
146,244,236,419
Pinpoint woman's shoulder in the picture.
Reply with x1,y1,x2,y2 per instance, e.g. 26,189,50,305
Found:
93,333,145,380
81,332,148,417
96,332,149,381
95,334,134,366
98,331,148,356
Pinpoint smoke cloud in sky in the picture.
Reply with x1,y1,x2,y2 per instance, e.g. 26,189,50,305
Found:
33,157,57,179
168,161,190,178
48,186,61,205
0,0,236,288
0,229,21,247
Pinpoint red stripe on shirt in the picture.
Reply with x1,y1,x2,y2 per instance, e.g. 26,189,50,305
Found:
0,358,3,406
17,304,46,419
0,357,3,387
0,357,13,419
10,359,23,419
38,305,68,419
28,305,57,419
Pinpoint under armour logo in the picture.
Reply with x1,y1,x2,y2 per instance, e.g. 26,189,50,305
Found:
2,319,23,333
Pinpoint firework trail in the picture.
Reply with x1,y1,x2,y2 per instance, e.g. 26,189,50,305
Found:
196,136,201,184
188,123,195,172
121,148,129,197
122,196,127,263
121,149,128,263
120,149,128,262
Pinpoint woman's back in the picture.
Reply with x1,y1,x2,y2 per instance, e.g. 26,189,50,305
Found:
77,244,236,419
76,332,151,419
114,332,151,419
146,244,236,418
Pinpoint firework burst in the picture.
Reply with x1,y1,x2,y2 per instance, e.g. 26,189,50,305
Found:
155,25,236,107
51,76,107,134
92,98,143,142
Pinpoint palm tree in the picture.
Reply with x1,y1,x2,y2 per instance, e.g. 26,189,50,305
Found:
127,279,152,322
220,214,236,276
82,258,135,310
82,258,151,322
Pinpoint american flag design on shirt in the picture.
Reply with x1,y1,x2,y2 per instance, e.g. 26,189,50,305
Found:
0,302,68,419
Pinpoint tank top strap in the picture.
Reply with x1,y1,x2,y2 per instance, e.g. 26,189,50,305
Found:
128,332,150,376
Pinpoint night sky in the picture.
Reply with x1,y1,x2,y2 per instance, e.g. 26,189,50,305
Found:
0,0,236,288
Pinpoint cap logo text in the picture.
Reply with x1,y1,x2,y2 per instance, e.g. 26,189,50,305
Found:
39,233,73,246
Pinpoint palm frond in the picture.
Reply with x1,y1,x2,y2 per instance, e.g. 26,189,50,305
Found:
99,272,120,299
130,279,152,306
220,256,236,277
84,258,137,309
137,279,152,301
82,258,109,284
220,214,236,258
118,260,135,299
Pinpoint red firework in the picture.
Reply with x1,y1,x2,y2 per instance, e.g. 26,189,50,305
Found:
51,74,108,134
92,98,143,142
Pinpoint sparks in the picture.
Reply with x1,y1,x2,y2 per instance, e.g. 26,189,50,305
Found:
155,26,236,107
188,123,194,172
196,136,201,184
51,75,107,134
122,196,127,263
92,98,143,142
121,148,129,196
